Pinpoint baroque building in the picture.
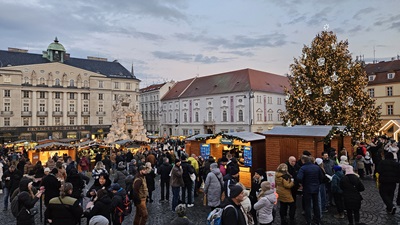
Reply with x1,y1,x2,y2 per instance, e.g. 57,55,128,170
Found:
0,38,140,142
160,68,289,137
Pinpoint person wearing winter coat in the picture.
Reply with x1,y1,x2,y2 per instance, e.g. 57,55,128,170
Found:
46,182,83,225
376,152,400,214
180,155,195,206
221,185,247,225
114,162,128,189
109,183,127,225
65,168,85,203
158,157,173,202
16,178,44,225
275,163,295,225
340,165,365,225
204,162,224,210
84,189,112,224
254,181,277,225
2,165,22,210
79,155,90,174
170,204,195,225
92,161,108,181
331,165,345,219
86,172,112,200
145,162,156,203
170,159,184,211
40,168,61,206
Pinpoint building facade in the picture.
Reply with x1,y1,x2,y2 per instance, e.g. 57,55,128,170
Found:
140,82,175,135
160,69,289,137
0,38,140,143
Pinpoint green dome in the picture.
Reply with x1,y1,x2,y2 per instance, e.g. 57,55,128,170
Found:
47,37,65,52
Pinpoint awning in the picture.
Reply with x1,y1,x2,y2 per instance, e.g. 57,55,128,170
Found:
34,142,71,149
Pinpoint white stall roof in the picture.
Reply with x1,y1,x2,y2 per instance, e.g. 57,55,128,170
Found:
262,125,346,137
225,131,265,142
186,134,213,141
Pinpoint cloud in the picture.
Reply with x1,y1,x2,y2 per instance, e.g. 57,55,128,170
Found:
194,54,220,64
287,15,307,25
373,14,400,29
152,51,225,64
306,7,331,26
390,21,400,31
352,7,374,19
222,51,254,57
348,25,364,33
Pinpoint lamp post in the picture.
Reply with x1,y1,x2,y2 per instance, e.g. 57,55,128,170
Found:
248,91,254,132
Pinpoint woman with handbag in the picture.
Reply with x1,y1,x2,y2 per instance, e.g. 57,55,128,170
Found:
17,178,44,225
204,162,224,211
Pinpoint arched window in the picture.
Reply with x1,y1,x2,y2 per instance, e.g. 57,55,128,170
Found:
84,80,89,87
184,113,187,122
55,78,60,86
69,79,75,87
222,110,227,122
195,112,199,122
39,77,45,85
208,111,212,122
238,110,244,121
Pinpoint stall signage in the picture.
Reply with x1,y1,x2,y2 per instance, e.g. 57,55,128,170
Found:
200,144,210,160
220,138,233,145
243,146,252,167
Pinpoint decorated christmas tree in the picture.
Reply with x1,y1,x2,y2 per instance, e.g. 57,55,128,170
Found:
282,26,381,140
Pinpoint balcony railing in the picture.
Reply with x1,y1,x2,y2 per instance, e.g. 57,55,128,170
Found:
21,111,32,117
96,111,106,116
0,111,14,117
203,120,215,125
81,111,90,116
67,111,77,116
37,111,48,117
52,111,63,117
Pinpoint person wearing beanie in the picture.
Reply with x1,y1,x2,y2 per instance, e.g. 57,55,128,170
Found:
170,158,184,212
254,181,277,225
340,161,365,225
375,152,400,215
204,162,224,211
331,165,345,219
109,182,128,225
250,167,268,224
40,167,61,206
221,185,247,225
89,215,109,225
297,155,323,225
219,157,229,176
114,162,128,190
315,157,329,213
223,165,240,198
170,204,195,225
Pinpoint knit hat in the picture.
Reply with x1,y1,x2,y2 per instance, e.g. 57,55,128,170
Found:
108,183,121,191
118,162,126,169
303,150,312,156
210,162,218,169
315,158,323,165
255,168,265,176
229,184,243,198
340,155,348,162
333,165,342,172
175,204,186,216
260,181,271,191
44,167,51,173
175,159,181,164
230,166,239,176
89,215,109,225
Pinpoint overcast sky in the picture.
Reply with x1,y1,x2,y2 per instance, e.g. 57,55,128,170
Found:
1,0,399,87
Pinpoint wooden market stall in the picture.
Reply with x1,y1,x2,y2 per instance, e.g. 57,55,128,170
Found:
31,142,76,165
186,132,266,188
262,125,353,171
185,134,213,156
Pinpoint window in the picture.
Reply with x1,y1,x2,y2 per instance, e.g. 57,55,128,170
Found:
126,83,131,90
368,75,375,81
23,118,29,126
194,129,200,135
39,104,45,112
55,117,61,125
182,129,188,136
368,89,375,98
268,113,273,121
55,92,61,99
114,82,119,89
388,73,395,79
69,117,75,125
388,105,394,115
39,91,46,98
277,98,282,105
222,110,227,122
4,103,10,111
69,79,75,87
23,103,29,112
98,117,103,125
83,104,89,112
387,87,393,96
69,104,75,112
84,80,89,88
55,104,61,112
195,112,199,122
99,93,103,100
208,111,212,122
238,110,244,121
99,81,103,88
268,97,272,104
55,78,60,86
23,91,30,98
183,113,187,123
69,93,75,99
99,105,103,112
39,117,45,126
39,77,45,85
83,117,89,125
257,113,262,121
83,93,89,100
4,118,10,127
4,90,10,97
24,77,30,84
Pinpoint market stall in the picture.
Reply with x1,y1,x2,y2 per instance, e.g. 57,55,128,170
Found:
189,132,266,188
31,142,75,165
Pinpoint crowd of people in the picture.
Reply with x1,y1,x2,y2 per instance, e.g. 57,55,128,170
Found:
0,135,398,225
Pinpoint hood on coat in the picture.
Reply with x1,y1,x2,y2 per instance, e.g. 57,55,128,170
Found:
264,189,276,204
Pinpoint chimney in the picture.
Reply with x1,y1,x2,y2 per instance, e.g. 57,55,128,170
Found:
8,47,28,53
87,56,107,61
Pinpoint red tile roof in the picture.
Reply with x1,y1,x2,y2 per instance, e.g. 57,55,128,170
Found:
161,68,288,100
365,60,400,85
140,83,166,93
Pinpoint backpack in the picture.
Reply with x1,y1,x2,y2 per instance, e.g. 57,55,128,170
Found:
207,205,237,225
116,194,132,216
11,192,23,218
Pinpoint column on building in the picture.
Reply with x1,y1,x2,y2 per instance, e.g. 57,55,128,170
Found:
47,91,53,126
31,91,37,126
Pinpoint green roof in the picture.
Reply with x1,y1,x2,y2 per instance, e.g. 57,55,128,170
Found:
47,37,65,52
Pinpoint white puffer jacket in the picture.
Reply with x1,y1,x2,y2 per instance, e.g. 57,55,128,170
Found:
254,189,276,224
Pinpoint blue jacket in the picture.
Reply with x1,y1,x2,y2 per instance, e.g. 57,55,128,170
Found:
331,170,344,194
297,162,323,193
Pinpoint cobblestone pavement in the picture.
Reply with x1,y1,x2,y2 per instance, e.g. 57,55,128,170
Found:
1,175,400,225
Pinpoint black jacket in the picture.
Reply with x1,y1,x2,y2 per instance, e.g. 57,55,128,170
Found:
46,196,83,225
17,191,40,225
221,198,246,225
40,173,61,206
340,174,364,210
158,162,173,181
376,159,400,183
66,172,85,200
181,161,194,184
84,195,112,223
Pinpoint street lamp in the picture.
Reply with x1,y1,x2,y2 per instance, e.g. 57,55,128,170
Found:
244,91,255,132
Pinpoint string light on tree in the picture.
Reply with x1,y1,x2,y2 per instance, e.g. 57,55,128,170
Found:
318,58,325,66
330,72,338,82
323,86,331,95
347,97,354,106
323,102,331,113
286,119,292,127
305,87,312,95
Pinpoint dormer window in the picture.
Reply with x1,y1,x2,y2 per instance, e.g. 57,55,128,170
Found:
368,75,376,81
388,73,395,79
69,79,75,87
